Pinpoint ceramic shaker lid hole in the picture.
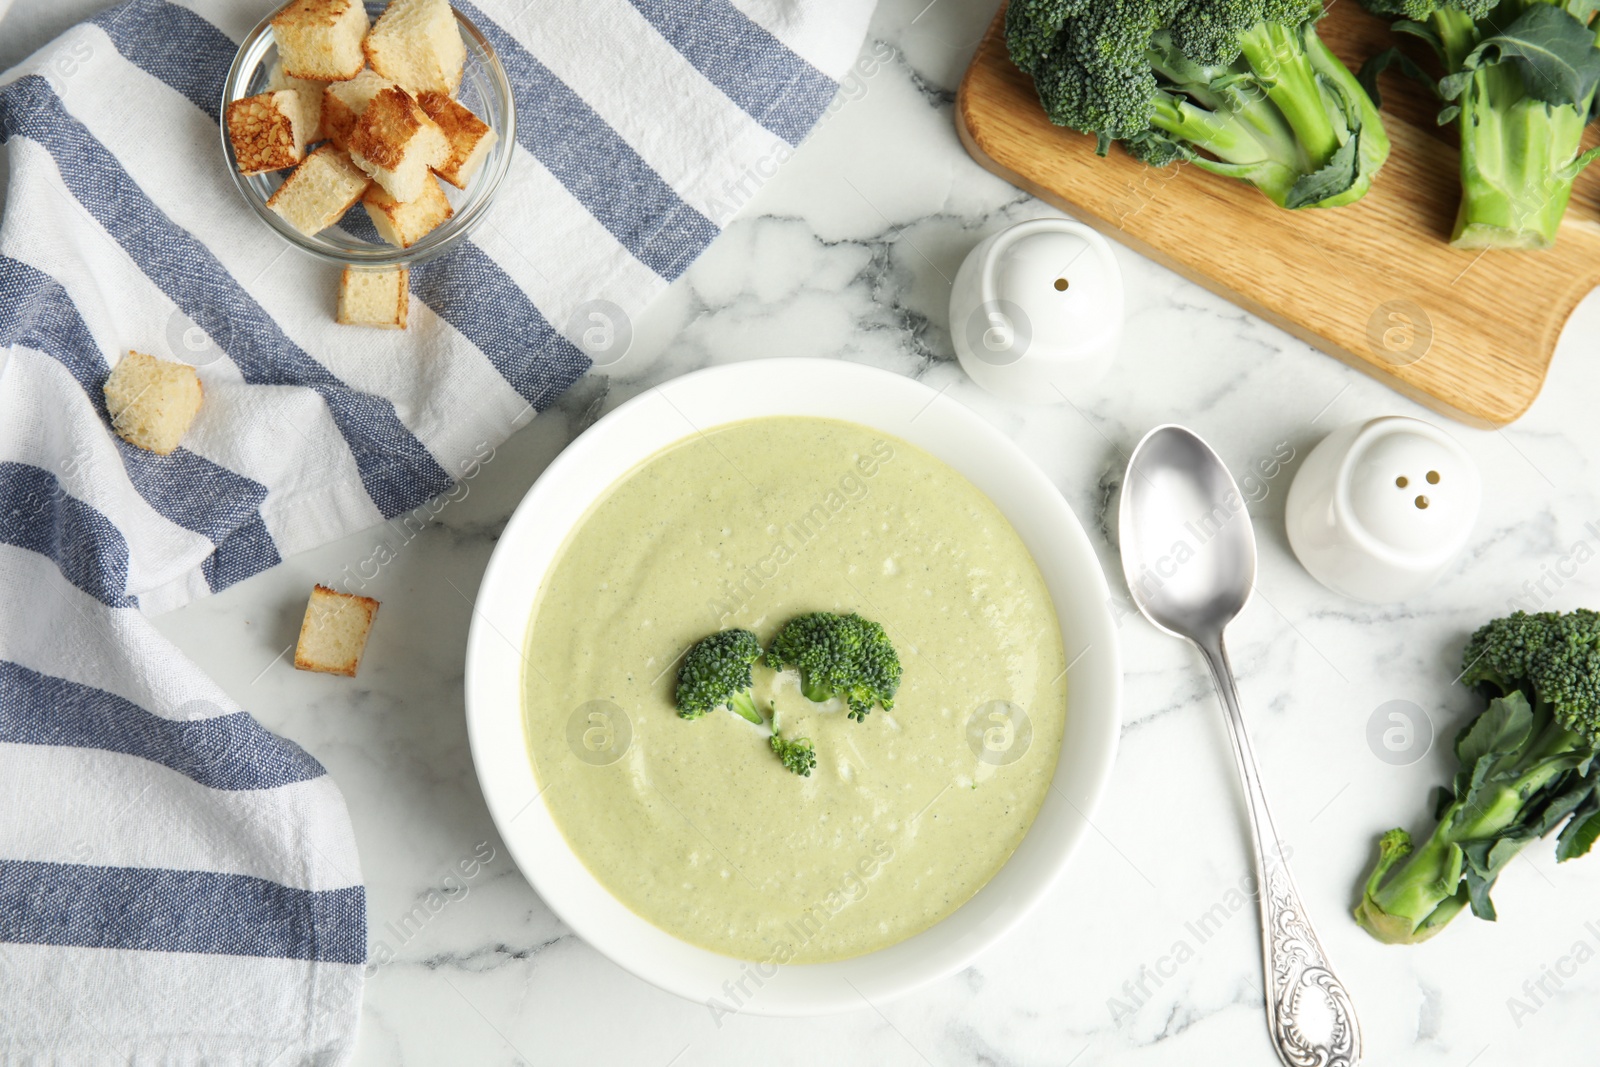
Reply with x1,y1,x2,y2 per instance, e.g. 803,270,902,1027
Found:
1346,429,1474,555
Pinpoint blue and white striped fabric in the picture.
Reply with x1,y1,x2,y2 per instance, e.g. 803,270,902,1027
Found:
0,0,870,1059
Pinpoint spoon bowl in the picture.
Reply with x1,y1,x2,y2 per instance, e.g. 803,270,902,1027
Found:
1118,425,1256,641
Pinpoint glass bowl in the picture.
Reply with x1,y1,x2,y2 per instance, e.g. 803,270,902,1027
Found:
219,1,516,268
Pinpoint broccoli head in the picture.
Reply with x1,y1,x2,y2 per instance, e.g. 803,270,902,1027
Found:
770,729,817,777
767,612,902,722
1006,0,1390,209
1355,609,1600,944
1462,609,1600,742
674,629,764,723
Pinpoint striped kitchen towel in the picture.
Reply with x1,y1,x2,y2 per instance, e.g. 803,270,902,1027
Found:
0,0,871,1061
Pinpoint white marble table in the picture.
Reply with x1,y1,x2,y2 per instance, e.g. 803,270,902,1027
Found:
12,0,1600,1063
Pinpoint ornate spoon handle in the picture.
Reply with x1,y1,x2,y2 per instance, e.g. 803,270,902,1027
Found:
1198,636,1362,1067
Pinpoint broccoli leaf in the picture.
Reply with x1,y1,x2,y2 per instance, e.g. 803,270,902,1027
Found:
1391,18,1446,54
1358,45,1441,108
1557,805,1600,861
1443,4,1600,107
1460,834,1533,920
1455,692,1534,777
1283,126,1362,209
1527,778,1598,839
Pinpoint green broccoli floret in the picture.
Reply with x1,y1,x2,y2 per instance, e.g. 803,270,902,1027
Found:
1360,0,1494,16
770,729,817,777
1356,610,1600,944
767,612,902,722
1005,0,1390,209
674,629,763,723
1359,0,1600,248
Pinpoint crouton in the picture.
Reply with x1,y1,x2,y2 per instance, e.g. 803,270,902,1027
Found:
347,87,449,202
321,69,395,150
362,174,452,248
266,144,371,236
103,350,203,456
226,90,311,175
267,61,326,141
271,0,368,82
337,267,410,328
363,0,465,95
294,585,379,677
416,91,496,189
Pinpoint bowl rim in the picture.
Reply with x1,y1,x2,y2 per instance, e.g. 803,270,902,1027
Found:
218,2,516,268
463,358,1123,1015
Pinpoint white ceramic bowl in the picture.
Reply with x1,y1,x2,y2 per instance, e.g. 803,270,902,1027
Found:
464,359,1122,1014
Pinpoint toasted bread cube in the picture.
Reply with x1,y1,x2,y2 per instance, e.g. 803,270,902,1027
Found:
362,175,452,248
267,61,326,141
295,584,379,677
103,351,203,456
415,91,495,189
226,91,311,175
363,0,465,95
337,268,410,328
272,0,368,82
348,87,449,202
266,144,371,236
321,69,395,150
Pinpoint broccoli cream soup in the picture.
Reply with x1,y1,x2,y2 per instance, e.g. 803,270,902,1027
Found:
522,416,1066,963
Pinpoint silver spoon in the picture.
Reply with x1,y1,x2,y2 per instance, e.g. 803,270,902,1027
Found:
1118,424,1360,1067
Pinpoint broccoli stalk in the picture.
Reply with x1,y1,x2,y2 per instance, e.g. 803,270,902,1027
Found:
1362,1,1600,248
1451,11,1600,248
767,612,903,722
1355,611,1600,944
674,629,764,723
1006,0,1389,210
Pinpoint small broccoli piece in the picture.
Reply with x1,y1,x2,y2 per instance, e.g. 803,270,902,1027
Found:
674,629,763,723
1358,0,1600,248
770,729,817,777
1355,610,1600,944
1005,0,1390,209
767,612,902,722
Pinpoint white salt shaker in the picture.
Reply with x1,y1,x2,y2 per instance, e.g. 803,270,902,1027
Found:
948,217,1123,404
1286,416,1481,603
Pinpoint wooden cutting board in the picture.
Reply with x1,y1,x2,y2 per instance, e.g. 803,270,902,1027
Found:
956,5,1600,427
